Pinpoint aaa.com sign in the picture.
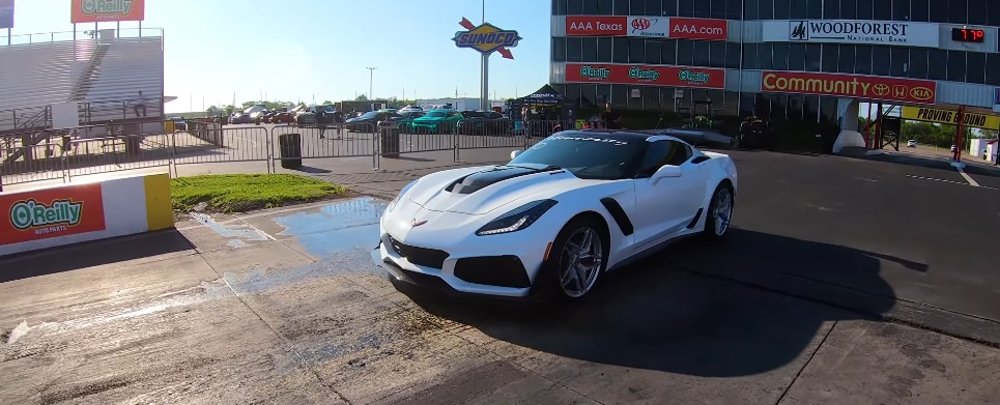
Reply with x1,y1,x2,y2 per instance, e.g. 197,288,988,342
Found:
71,0,144,24
566,16,727,40
761,71,936,104
565,63,726,89
0,183,106,245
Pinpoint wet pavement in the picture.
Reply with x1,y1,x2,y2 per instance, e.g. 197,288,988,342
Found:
2,150,1000,404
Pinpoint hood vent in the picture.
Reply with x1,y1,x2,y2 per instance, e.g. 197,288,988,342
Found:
445,166,543,195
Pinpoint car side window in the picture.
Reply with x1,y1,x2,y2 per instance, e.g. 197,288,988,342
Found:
635,140,692,178
665,141,692,166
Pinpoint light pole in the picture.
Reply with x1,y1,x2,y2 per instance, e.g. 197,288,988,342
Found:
365,66,377,104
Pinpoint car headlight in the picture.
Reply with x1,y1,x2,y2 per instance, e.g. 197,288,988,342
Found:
387,180,417,212
476,200,558,236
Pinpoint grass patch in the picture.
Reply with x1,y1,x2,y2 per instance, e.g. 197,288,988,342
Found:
170,174,347,213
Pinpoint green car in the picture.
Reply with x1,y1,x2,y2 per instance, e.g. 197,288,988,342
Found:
410,109,463,134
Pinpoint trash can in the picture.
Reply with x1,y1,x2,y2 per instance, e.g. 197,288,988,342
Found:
378,121,401,158
279,133,302,169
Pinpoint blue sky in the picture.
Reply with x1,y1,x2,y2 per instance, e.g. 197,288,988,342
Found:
8,0,552,112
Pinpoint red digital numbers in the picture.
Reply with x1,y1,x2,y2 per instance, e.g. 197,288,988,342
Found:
953,28,986,43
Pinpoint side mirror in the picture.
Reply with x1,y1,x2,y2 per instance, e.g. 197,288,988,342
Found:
651,165,682,183
510,150,522,159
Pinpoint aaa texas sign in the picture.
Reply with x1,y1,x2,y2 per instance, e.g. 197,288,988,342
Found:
566,16,727,40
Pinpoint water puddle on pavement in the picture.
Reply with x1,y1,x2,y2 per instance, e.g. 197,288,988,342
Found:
272,196,387,260
189,212,271,248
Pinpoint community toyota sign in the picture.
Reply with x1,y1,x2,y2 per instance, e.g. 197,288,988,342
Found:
763,19,939,48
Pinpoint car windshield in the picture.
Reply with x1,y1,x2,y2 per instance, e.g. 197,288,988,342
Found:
425,111,446,118
509,132,647,180
359,111,379,119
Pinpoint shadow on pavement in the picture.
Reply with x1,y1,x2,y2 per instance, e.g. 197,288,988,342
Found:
399,229,897,377
290,166,333,174
862,152,1000,178
0,230,194,283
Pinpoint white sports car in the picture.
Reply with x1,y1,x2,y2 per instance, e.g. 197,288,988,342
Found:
372,130,738,300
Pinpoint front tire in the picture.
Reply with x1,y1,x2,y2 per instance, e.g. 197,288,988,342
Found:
539,217,608,300
703,182,734,239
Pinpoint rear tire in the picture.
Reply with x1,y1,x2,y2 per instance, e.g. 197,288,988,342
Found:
702,182,734,239
536,217,608,301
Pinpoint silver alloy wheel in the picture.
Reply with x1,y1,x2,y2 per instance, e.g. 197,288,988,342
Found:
559,227,603,298
713,187,734,236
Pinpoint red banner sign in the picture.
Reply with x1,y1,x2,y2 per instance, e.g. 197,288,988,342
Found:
761,71,937,104
669,17,728,40
566,16,628,36
565,63,726,89
0,183,107,245
71,0,145,23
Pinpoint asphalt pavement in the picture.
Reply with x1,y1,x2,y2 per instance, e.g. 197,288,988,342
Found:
1,148,999,404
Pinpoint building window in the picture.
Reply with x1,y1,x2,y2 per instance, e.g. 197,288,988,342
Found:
567,37,582,62
629,38,645,64
987,54,1000,86
677,40,694,66
745,0,759,19
565,84,581,107
694,41,711,66
758,0,774,19
947,51,967,82
968,0,987,25
854,45,872,75
890,47,908,76
857,0,873,19
582,38,597,62
740,93,756,116
726,0,742,19
662,0,678,16
949,0,968,24
596,84,611,105
567,0,583,15
628,87,642,110
840,0,857,19
908,48,928,79
871,47,890,76
774,0,790,19
645,0,662,16
787,94,804,121
553,38,566,62
772,43,789,70
583,0,600,14
613,0,630,15
629,0,645,15
597,37,613,62
710,0,727,19
553,0,567,15
662,39,677,65
873,0,891,20
694,0,711,17
807,0,823,18
788,44,805,71
805,44,821,71
824,0,840,19
710,41,727,68
579,84,597,108
821,44,839,73
643,86,660,111
837,45,856,74
891,0,909,20
743,43,759,69
928,49,947,80
613,37,629,63
929,0,948,23
646,39,662,64
611,85,628,109
758,43,773,70
990,1,1000,26
678,0,694,17
820,96,838,124
726,43,742,69
789,0,806,18
911,0,929,22
966,52,986,84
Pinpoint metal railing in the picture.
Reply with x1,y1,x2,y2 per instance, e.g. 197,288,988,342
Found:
1,119,567,190
1,28,163,47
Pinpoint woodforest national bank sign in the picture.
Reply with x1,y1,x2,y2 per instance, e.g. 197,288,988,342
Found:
762,20,940,48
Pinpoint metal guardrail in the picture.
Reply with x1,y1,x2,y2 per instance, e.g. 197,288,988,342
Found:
0,119,568,190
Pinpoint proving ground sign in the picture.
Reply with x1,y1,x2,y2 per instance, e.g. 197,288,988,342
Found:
901,106,1000,129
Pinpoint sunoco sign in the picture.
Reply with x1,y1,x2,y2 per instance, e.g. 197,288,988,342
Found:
762,19,940,48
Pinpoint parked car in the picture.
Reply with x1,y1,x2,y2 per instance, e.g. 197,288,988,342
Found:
410,109,464,134
296,104,338,125
345,110,403,132
229,112,252,124
272,111,296,124
907,140,917,148
168,116,188,131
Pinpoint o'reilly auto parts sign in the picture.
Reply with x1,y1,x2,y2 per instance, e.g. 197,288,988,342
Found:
762,20,940,48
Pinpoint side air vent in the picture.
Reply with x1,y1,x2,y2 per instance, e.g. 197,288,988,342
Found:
600,197,634,236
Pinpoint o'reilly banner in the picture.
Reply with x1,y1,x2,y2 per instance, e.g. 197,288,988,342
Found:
762,20,940,48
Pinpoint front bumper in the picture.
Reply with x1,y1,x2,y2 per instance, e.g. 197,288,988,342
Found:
370,233,539,300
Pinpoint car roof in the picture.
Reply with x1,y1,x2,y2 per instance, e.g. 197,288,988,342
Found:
556,129,686,144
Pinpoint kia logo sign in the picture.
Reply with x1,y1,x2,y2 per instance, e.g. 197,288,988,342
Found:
910,87,934,101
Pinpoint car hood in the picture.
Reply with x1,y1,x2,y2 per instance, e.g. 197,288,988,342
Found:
403,165,586,215
413,116,445,122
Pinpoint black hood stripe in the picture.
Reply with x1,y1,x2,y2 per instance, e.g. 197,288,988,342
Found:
446,166,551,195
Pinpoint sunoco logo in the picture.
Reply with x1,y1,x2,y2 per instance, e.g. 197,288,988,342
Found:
10,199,84,231
679,69,711,84
580,65,611,80
81,0,134,16
629,67,659,81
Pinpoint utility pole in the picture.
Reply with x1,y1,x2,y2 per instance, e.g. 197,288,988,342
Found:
366,66,377,101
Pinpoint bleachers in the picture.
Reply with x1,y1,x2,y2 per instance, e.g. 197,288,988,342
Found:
0,31,164,133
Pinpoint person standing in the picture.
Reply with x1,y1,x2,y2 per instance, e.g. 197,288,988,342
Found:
601,102,622,129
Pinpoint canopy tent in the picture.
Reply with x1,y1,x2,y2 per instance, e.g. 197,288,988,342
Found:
518,84,566,106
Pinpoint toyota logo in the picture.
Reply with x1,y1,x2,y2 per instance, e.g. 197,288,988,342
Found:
872,84,891,96
632,18,651,31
